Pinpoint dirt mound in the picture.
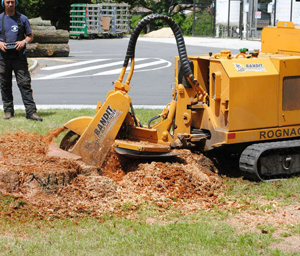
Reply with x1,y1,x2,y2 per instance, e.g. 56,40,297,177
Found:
0,131,226,218
143,27,174,38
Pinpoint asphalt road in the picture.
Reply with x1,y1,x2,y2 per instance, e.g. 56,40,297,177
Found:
12,38,228,108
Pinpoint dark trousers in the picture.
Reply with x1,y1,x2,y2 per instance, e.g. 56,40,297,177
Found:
0,56,37,116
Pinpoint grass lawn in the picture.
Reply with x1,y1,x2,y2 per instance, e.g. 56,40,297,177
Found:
0,108,299,256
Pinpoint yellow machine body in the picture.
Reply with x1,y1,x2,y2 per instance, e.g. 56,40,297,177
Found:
261,21,300,55
181,52,300,149
60,17,300,180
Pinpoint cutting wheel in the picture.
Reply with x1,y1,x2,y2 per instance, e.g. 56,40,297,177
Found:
60,130,80,151
114,139,179,158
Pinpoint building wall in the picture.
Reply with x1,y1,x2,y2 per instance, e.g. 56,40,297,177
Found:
276,0,300,25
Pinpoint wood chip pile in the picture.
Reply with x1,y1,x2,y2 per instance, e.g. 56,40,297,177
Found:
0,130,227,218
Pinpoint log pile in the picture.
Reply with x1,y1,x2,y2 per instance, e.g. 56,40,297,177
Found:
27,17,70,57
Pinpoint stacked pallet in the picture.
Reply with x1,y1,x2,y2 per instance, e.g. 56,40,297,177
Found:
70,3,130,39
27,17,70,57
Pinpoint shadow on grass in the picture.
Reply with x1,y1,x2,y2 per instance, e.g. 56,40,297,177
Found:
205,151,245,179
12,111,57,118
36,111,57,118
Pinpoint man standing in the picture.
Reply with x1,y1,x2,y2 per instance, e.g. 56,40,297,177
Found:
0,0,42,121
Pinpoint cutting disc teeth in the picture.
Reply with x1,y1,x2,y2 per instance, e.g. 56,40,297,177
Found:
114,146,180,158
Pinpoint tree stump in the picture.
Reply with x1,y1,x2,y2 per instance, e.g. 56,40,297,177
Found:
0,132,100,195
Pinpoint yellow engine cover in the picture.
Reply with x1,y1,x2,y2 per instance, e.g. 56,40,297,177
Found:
217,57,279,131
186,49,300,148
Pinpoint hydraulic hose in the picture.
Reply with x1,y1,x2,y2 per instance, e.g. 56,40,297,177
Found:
124,14,191,77
122,14,206,99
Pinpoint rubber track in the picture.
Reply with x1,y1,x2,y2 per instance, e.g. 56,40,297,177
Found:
239,139,300,181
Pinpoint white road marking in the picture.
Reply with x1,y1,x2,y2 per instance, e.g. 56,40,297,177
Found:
94,59,171,76
37,59,146,80
41,59,109,71
34,58,171,80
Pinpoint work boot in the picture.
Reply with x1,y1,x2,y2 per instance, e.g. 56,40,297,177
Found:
26,113,43,122
3,112,13,120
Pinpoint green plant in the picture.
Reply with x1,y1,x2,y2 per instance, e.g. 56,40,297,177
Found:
121,201,133,211
131,15,143,29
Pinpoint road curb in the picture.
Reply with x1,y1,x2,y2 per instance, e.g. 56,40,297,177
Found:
0,105,165,110
28,58,38,72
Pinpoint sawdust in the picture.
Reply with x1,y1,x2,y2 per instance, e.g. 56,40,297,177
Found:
143,27,174,38
226,201,300,254
0,131,226,218
0,130,80,194
226,202,300,233
271,234,300,254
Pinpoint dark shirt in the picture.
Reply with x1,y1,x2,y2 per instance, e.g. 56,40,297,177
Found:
0,12,32,60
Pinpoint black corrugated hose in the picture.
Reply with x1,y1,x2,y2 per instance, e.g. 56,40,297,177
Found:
123,14,199,86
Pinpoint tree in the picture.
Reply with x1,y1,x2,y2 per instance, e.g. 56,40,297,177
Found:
111,0,196,16
113,0,172,15
3,0,209,33
3,0,92,29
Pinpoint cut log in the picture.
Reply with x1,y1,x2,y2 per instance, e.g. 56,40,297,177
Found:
27,43,70,57
32,30,69,44
29,17,52,26
31,25,56,31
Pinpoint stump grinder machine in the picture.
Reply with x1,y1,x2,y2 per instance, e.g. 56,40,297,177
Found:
59,15,300,181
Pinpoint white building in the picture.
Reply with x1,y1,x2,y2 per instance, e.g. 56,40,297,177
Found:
274,0,300,25
215,0,300,39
